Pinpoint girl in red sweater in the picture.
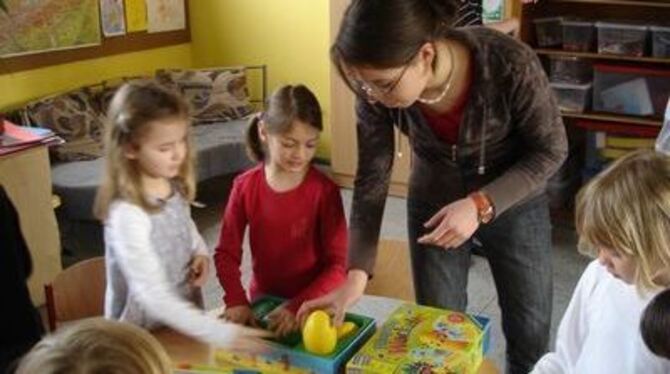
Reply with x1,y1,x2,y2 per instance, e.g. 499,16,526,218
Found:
215,85,347,337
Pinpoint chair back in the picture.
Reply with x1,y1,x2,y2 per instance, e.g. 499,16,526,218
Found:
44,256,106,331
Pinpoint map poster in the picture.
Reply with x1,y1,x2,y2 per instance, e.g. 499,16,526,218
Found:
0,0,101,58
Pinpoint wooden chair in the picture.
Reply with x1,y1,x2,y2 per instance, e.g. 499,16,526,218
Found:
44,256,106,331
365,239,416,302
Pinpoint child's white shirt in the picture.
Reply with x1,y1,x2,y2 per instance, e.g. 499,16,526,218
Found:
104,196,240,347
532,260,670,373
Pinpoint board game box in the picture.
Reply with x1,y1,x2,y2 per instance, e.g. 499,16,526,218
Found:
346,303,491,374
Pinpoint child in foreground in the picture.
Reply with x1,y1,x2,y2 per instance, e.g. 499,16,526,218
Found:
16,317,171,374
531,149,670,373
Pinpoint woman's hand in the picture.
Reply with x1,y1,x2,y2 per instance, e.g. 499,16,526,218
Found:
188,255,210,287
418,197,479,249
221,305,259,327
265,305,299,337
297,269,368,327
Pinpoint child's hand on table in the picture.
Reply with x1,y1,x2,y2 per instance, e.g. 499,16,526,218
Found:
221,305,259,328
188,254,210,287
266,305,299,337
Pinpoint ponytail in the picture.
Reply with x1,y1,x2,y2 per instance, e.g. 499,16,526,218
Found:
245,114,265,162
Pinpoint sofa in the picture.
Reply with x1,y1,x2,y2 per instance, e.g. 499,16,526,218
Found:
17,66,265,261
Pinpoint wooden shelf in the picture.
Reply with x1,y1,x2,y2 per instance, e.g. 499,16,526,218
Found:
561,111,663,127
547,0,670,7
536,49,670,65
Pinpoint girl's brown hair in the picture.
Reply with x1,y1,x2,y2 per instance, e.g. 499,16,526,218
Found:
93,80,195,220
16,318,172,374
576,149,670,292
246,84,322,162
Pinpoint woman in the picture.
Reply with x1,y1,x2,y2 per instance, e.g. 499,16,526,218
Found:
298,1,567,373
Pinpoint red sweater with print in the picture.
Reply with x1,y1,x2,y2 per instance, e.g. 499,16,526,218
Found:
214,165,347,312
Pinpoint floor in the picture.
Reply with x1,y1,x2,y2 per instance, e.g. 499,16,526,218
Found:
192,174,591,372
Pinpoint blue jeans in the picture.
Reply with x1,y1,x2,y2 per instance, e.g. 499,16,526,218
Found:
408,193,553,374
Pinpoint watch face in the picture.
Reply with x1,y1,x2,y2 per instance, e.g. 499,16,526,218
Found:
480,207,494,224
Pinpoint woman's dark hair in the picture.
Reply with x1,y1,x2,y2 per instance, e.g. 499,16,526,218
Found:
246,84,322,162
332,0,457,90
641,288,670,359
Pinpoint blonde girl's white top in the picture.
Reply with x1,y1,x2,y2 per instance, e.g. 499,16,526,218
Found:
531,260,670,374
103,193,240,347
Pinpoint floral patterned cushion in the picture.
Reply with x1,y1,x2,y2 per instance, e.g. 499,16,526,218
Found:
155,67,254,125
25,88,105,162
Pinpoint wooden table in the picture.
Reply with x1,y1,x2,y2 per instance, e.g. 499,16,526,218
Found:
155,295,499,373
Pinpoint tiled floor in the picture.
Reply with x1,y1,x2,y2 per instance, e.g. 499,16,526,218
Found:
193,176,591,372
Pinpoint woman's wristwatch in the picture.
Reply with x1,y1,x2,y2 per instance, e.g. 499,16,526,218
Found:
468,191,495,224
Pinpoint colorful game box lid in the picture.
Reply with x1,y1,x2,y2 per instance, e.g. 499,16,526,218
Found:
346,303,491,374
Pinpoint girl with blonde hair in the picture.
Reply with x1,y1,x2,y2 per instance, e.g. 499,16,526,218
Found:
532,149,670,373
94,80,268,349
16,318,172,374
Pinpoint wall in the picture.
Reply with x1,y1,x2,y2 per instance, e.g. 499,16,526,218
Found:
0,44,192,110
189,0,332,159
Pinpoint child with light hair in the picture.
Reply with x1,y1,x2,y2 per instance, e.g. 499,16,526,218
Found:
532,149,670,373
16,318,172,374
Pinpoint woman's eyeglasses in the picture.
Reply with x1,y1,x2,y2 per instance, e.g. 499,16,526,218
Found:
351,63,411,100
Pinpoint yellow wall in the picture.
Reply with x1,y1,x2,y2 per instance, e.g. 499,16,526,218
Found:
189,0,332,158
0,44,192,110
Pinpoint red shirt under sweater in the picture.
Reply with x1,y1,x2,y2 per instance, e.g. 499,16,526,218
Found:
420,62,474,144
214,164,347,312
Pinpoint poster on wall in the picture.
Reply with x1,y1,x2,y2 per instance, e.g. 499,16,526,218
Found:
125,0,148,33
100,0,126,37
483,0,505,23
0,0,101,58
147,0,186,33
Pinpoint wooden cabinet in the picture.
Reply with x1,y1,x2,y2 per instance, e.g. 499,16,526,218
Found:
328,0,412,197
0,146,62,305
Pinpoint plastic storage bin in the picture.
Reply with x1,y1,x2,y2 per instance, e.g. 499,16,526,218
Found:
596,22,648,57
563,20,595,52
534,17,563,47
550,82,592,113
650,25,670,58
593,64,670,117
548,55,593,84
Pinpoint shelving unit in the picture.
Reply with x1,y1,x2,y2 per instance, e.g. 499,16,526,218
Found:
524,0,670,126
561,112,663,127
536,49,670,65
518,0,670,224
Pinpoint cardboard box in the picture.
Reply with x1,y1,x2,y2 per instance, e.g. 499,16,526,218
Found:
346,304,490,374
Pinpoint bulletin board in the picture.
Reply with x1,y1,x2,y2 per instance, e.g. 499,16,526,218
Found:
0,0,190,75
